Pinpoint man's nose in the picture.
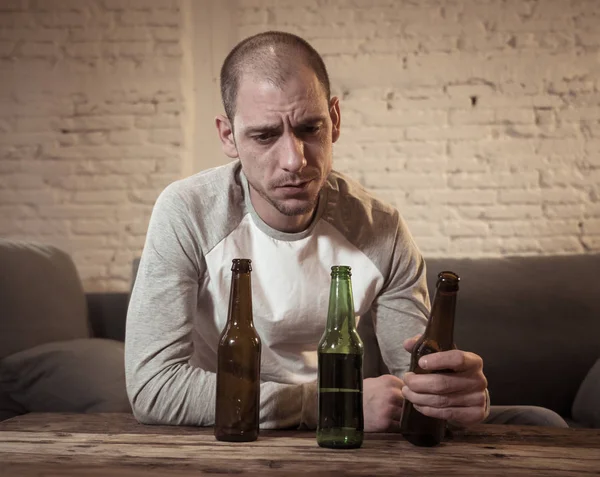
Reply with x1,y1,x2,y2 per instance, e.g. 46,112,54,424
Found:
279,133,307,173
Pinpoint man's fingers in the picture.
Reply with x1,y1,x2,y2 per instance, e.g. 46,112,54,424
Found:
403,334,422,353
413,404,486,426
418,350,483,373
402,387,487,409
403,370,487,394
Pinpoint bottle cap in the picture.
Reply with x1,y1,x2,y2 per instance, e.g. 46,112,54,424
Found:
231,258,252,272
331,265,352,277
436,270,460,291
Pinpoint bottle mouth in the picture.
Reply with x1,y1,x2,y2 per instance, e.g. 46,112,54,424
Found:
231,258,252,272
331,265,352,277
436,270,460,291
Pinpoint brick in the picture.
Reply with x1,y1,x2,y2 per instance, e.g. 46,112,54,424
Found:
459,205,544,220
109,130,145,145
0,173,45,189
37,205,116,219
394,140,447,159
582,236,600,251
410,189,497,205
0,0,27,10
135,114,179,129
76,102,155,115
73,190,129,204
543,204,585,219
0,132,57,145
406,125,494,141
128,189,160,204
106,27,150,41
442,220,489,237
118,42,153,57
76,159,156,174
363,108,447,127
449,109,495,125
449,171,539,189
60,116,133,132
71,219,121,235
155,41,182,57
147,129,182,146
13,219,70,235
363,172,446,190
342,127,405,143
36,11,86,27
498,189,542,204
496,108,536,124
541,187,584,204
582,219,600,235
65,42,102,58
19,41,59,57
537,139,586,157
151,27,181,41
120,10,180,26
103,0,179,10
490,219,580,237
0,41,14,56
0,12,33,27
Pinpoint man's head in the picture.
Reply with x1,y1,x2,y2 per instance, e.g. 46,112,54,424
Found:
215,31,341,233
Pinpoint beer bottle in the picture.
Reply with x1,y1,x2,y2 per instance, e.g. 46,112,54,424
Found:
215,258,261,442
317,265,364,449
400,270,460,447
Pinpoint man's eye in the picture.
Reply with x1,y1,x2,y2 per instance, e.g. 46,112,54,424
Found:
254,133,276,143
302,125,320,134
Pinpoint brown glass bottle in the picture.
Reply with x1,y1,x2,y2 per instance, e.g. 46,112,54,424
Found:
215,259,261,442
400,270,460,447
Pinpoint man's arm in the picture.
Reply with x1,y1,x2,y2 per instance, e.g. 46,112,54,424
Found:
125,184,317,428
369,213,488,429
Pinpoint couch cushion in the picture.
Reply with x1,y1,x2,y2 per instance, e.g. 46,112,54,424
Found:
572,358,600,428
0,239,90,360
0,338,131,414
425,254,600,418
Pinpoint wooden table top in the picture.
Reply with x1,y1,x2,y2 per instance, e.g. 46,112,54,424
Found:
1,413,599,476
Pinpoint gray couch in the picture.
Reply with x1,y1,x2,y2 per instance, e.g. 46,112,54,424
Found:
1,239,599,428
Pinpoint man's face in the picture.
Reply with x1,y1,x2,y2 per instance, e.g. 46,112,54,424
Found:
219,66,340,227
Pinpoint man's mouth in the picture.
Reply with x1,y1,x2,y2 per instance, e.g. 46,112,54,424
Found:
276,179,314,192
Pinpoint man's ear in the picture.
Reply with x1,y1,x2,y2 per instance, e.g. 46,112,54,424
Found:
329,96,341,143
215,115,239,158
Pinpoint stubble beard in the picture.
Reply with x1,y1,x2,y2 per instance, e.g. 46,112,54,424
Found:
252,180,320,217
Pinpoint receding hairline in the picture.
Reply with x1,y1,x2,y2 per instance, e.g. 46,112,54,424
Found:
220,31,331,122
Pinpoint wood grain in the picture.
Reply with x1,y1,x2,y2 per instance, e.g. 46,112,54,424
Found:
1,413,599,476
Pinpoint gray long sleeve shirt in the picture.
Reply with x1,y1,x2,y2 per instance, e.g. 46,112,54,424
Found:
125,160,429,428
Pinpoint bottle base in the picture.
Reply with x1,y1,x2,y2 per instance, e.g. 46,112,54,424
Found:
317,428,363,449
401,432,442,447
214,429,258,442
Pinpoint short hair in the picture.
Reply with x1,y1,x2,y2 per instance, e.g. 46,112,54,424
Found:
220,31,331,123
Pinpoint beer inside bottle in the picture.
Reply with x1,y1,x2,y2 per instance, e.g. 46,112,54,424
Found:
400,270,460,447
317,265,364,449
215,258,261,442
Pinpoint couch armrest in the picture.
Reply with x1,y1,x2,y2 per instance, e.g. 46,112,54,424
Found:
86,293,129,342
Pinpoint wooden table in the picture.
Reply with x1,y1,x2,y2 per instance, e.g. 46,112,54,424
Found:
1,413,599,476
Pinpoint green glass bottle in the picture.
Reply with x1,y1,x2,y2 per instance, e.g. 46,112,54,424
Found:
400,270,460,447
317,265,364,449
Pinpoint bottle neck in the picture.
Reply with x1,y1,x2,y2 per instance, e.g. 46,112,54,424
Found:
228,271,254,327
425,289,457,349
326,275,356,333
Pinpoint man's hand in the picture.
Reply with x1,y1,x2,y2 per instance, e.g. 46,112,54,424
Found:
363,374,404,432
401,335,489,426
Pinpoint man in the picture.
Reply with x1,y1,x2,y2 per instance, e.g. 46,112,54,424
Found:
125,31,566,430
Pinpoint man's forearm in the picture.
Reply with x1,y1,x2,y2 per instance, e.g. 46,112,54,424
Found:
127,361,317,429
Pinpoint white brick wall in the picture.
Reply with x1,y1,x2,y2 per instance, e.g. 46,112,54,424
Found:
238,0,600,258
1,0,600,292
0,0,186,291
